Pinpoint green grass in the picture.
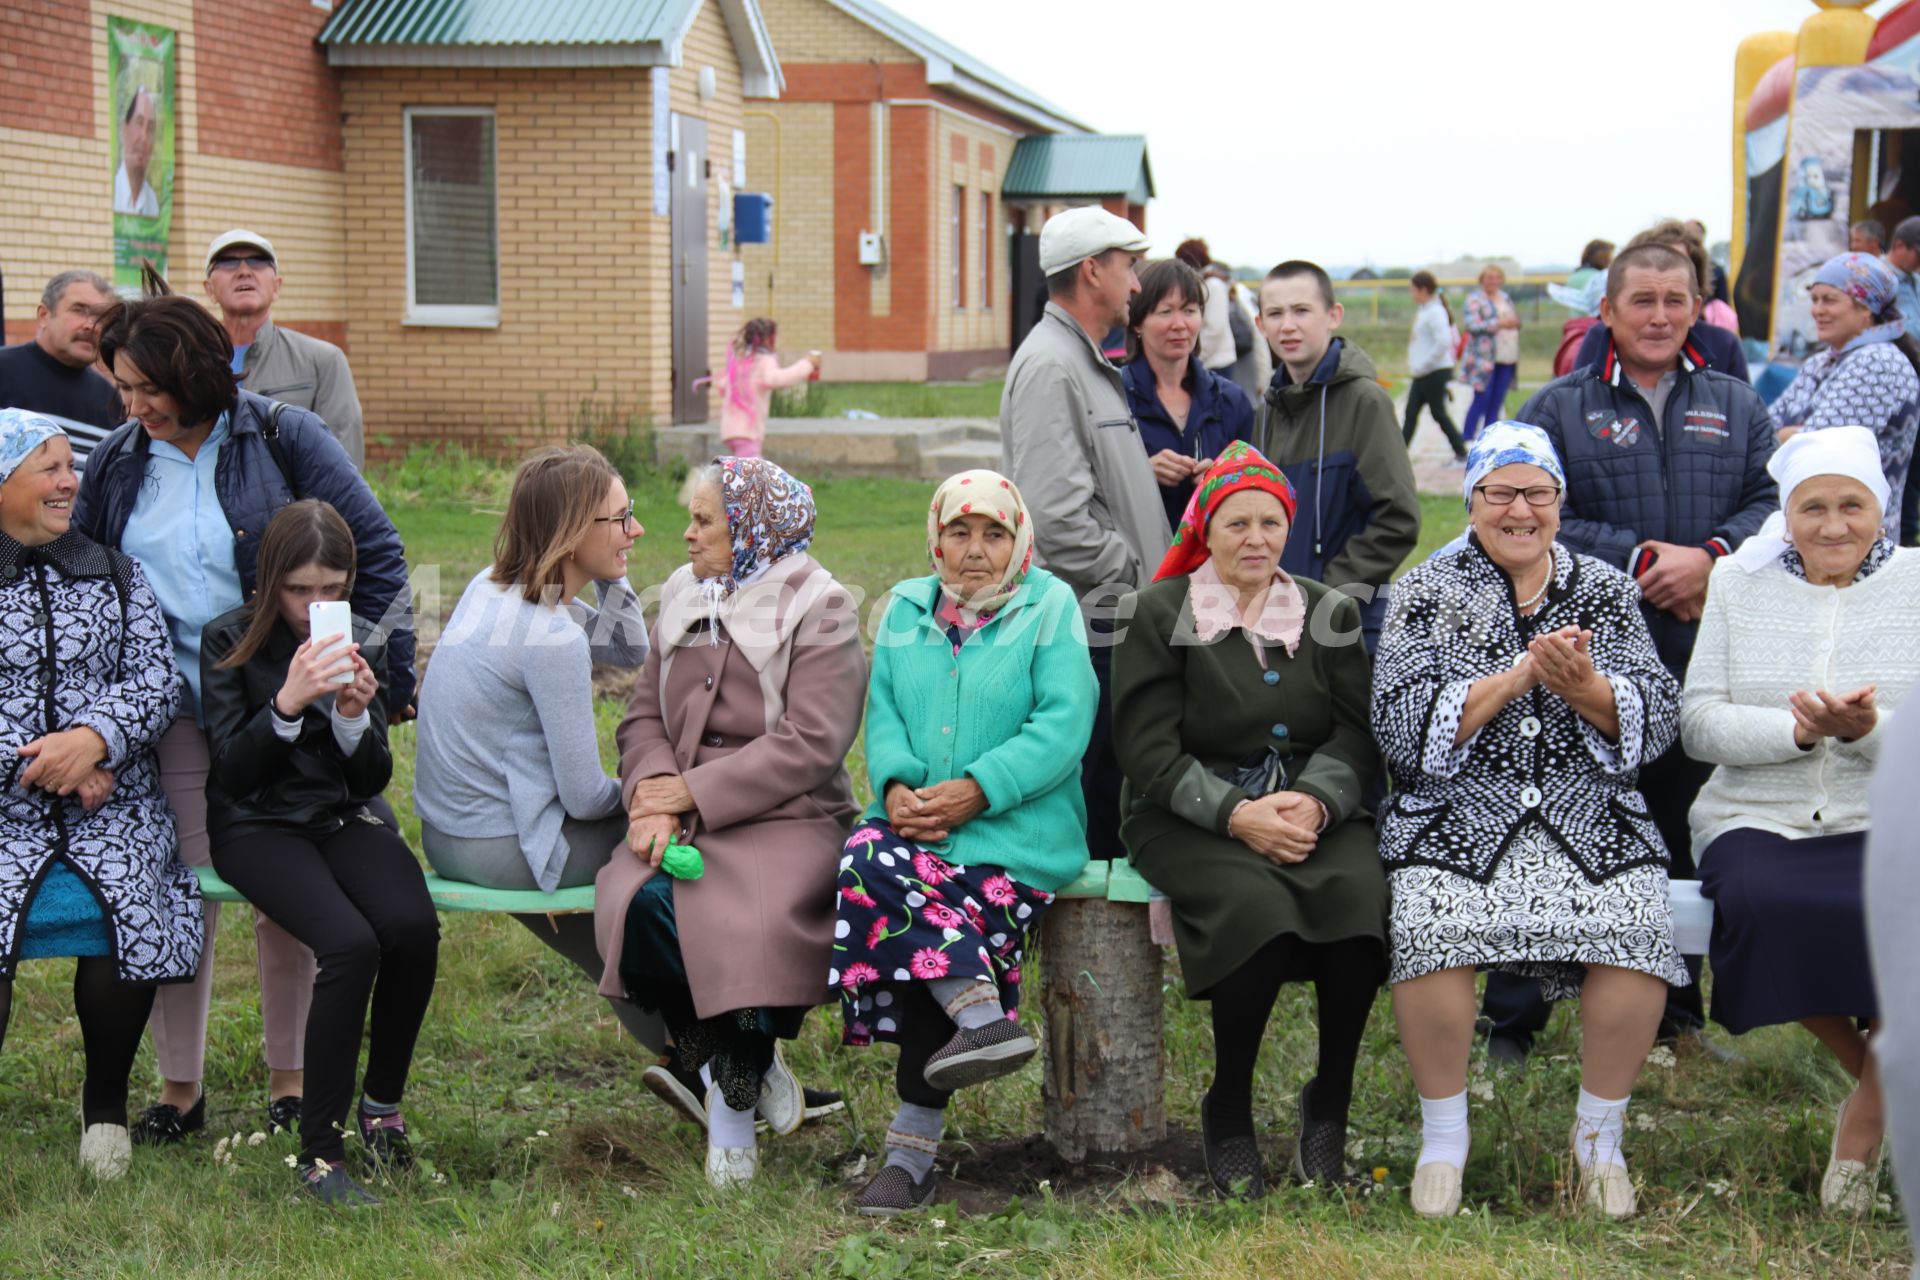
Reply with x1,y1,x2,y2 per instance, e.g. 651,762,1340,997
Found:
0,466,1906,1276
773,380,1004,420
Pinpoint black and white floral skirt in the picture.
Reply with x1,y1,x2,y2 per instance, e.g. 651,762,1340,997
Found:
1388,825,1689,1000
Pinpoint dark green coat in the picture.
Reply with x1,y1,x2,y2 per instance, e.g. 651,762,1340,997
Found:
1112,573,1387,996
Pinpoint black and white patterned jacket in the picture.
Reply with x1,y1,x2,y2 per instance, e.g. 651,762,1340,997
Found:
0,532,201,982
1371,534,1680,884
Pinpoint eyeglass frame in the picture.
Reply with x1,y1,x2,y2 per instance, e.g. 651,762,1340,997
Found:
1471,483,1564,508
593,501,641,533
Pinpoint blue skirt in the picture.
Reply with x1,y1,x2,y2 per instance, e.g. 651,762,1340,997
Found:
1697,827,1875,1034
19,860,111,960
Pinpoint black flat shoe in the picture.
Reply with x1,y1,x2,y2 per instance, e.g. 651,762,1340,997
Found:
1200,1091,1265,1199
802,1086,846,1122
299,1160,381,1208
131,1092,205,1146
266,1094,302,1136
357,1106,414,1172
1290,1079,1349,1186
855,1164,937,1217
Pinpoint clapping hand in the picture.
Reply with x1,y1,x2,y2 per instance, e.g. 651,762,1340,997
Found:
1790,686,1877,746
1527,626,1599,701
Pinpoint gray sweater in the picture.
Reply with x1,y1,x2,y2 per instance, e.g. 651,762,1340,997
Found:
412,570,648,891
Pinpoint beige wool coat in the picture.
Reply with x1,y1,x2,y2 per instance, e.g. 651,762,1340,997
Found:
594,552,867,1017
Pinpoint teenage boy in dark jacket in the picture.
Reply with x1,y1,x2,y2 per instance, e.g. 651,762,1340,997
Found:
1482,242,1777,1062
1250,260,1420,651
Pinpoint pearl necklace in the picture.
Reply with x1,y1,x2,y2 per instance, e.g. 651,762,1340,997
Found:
1515,564,1551,613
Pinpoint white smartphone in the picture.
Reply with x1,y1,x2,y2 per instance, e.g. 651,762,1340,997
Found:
307,600,355,685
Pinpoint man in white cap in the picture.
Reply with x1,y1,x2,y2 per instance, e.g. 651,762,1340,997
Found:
999,205,1166,864
204,230,364,468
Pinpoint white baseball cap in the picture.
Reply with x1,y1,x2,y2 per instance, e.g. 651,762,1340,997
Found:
1038,206,1150,277
205,229,277,276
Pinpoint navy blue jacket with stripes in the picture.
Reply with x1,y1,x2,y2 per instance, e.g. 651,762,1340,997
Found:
1516,339,1778,675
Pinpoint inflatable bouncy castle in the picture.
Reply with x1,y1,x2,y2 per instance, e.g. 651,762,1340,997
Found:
1734,0,1920,385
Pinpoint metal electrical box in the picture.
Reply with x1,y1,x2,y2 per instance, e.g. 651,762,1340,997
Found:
734,192,772,244
857,231,885,266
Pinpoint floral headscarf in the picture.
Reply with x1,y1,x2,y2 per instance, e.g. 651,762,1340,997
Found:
0,409,65,486
1814,252,1907,351
1153,440,1298,582
1462,421,1566,511
712,455,816,591
927,468,1033,616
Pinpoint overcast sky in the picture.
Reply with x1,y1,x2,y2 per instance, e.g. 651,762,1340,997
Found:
879,0,1851,269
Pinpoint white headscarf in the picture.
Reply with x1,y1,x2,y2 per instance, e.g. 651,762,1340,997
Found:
1728,426,1891,571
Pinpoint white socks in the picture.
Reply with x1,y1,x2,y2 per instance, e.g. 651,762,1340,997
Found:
1572,1089,1630,1171
1417,1090,1471,1170
702,1064,756,1149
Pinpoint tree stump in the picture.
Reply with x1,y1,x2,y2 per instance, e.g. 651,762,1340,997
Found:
1039,897,1165,1161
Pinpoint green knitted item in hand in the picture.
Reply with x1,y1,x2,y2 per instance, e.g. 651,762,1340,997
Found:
659,841,705,880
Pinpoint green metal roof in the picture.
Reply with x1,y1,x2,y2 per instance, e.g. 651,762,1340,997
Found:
319,0,693,47
1003,135,1153,203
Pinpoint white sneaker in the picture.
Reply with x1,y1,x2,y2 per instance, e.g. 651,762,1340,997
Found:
756,1041,804,1137
79,1123,132,1180
1570,1123,1636,1218
705,1143,757,1189
1410,1161,1461,1217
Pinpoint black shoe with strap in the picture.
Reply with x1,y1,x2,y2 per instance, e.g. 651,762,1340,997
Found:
266,1094,302,1136
855,1164,937,1217
130,1092,206,1146
1200,1090,1266,1200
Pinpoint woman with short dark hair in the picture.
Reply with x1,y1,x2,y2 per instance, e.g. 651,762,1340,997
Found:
77,283,416,1144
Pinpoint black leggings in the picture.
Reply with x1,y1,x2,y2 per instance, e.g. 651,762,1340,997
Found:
1205,933,1385,1134
211,819,440,1163
1403,368,1466,456
0,957,156,1127
892,982,958,1112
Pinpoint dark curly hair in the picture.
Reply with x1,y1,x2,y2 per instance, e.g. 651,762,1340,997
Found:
95,266,238,428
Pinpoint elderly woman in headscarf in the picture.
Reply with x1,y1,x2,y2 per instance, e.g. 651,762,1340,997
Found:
591,457,866,1191
0,409,201,1180
1110,441,1386,1199
1373,422,1685,1220
1772,251,1920,541
1682,426,1920,1215
833,469,1095,1217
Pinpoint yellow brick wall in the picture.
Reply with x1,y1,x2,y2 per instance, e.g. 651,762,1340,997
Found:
757,0,910,64
675,0,747,426
1,0,345,332
932,114,1013,356
739,102,836,355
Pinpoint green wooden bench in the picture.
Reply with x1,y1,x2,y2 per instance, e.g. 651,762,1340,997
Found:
193,864,597,915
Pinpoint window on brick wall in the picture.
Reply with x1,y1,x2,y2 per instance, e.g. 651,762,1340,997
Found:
405,107,499,327
980,191,993,311
953,185,966,310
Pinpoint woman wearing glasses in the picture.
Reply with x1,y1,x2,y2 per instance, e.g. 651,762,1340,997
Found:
1371,423,1685,1220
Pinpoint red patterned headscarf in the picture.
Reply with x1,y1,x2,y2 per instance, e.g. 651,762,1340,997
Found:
1152,441,1298,582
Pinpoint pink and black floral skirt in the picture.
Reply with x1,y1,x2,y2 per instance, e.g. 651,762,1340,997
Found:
830,818,1054,1047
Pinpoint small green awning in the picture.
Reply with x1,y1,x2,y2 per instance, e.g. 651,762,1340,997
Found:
1003,135,1153,204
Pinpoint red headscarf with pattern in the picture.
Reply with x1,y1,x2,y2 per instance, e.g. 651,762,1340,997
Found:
1152,440,1299,582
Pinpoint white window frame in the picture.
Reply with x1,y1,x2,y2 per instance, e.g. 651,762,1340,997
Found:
403,105,500,328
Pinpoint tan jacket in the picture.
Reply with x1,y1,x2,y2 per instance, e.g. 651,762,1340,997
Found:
240,319,364,468
594,552,866,1016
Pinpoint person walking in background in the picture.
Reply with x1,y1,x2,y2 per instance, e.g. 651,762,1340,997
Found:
1000,206,1165,865
1770,252,1920,543
1566,240,1614,292
1403,271,1466,461
1460,265,1520,441
0,271,125,466
717,318,819,460
1174,239,1238,374
1574,220,1750,380
200,501,439,1207
1123,259,1253,531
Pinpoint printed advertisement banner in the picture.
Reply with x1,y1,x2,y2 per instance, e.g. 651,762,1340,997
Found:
109,15,176,289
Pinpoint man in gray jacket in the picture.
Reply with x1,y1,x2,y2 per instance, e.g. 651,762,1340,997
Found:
1000,205,1166,861
204,229,365,468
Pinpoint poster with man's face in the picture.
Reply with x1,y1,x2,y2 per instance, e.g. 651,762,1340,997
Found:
109,16,175,288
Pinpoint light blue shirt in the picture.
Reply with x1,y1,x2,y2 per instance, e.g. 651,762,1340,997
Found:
121,415,242,723
1893,265,1920,338
229,343,250,375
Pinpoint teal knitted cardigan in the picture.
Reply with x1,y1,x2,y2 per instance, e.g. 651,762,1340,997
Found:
861,567,1096,892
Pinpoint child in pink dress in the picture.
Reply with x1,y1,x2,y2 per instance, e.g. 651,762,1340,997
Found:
719,319,821,459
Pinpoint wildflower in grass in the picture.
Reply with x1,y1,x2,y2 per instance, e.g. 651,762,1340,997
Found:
1467,1078,1495,1101
246,1131,267,1147
910,947,951,979
213,1137,232,1166
1646,1045,1677,1069
284,1154,299,1168
1372,1167,1388,1183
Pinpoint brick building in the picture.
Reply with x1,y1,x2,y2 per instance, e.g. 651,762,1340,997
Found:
741,0,1153,381
1,0,781,446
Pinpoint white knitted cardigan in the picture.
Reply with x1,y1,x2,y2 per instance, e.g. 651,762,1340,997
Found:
1681,548,1920,855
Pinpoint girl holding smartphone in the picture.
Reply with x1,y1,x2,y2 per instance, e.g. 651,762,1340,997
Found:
200,500,439,1207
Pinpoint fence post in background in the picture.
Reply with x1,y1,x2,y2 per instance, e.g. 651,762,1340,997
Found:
1039,898,1166,1161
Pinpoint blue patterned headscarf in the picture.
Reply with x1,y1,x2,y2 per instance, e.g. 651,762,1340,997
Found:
0,409,66,486
1462,421,1566,511
1814,252,1907,351
715,455,816,589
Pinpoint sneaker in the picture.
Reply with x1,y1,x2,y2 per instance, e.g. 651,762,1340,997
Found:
855,1164,937,1217
79,1122,132,1180
705,1143,757,1189
357,1106,414,1172
299,1160,381,1208
266,1095,302,1136
1200,1091,1265,1200
130,1091,205,1146
922,1019,1038,1093
756,1041,805,1137
1410,1161,1462,1217
643,1054,708,1129
1290,1079,1348,1186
